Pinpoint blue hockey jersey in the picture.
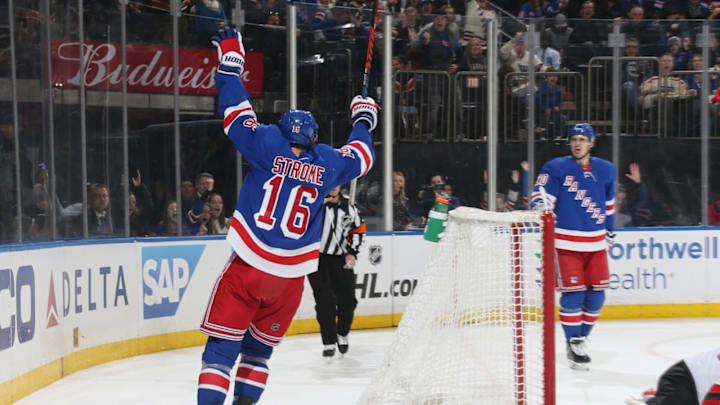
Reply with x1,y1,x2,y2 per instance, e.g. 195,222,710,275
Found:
216,73,375,278
531,156,616,252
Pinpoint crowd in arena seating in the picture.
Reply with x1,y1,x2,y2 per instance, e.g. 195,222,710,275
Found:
5,0,720,244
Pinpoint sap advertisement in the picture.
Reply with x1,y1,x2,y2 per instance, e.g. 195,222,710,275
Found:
607,229,720,305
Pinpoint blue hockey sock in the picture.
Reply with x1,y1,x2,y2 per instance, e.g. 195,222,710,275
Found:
198,337,243,405
559,291,585,341
581,290,605,337
233,333,274,404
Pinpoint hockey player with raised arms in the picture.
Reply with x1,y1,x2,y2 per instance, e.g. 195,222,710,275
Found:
530,123,616,371
196,28,377,405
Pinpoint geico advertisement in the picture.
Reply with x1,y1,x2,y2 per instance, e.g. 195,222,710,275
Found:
0,244,138,383
607,229,720,304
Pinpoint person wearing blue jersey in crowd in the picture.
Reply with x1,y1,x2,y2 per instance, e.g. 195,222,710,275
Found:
196,28,377,405
531,123,616,371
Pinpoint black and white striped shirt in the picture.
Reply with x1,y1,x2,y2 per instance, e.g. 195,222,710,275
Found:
320,194,365,256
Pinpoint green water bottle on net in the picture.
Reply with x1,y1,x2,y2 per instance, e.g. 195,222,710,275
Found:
423,196,449,242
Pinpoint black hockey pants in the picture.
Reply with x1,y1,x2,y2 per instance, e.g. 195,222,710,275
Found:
307,253,358,345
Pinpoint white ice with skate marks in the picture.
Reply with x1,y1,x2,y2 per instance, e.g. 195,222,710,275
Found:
15,318,720,405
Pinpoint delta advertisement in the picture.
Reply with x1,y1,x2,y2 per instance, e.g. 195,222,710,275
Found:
1,229,718,391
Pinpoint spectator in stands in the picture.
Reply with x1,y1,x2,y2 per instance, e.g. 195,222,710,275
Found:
710,1,720,31
127,170,154,237
567,1,608,67
464,0,497,44
386,0,401,17
86,183,114,237
393,56,421,138
667,36,691,71
206,193,230,235
501,32,545,138
480,164,526,212
518,0,543,19
535,68,566,139
414,173,459,218
663,9,689,39
501,32,545,76
180,178,195,222
622,38,656,117
29,163,52,241
536,29,561,70
443,183,462,207
621,5,662,56
459,37,487,72
545,0,569,18
155,200,178,236
596,0,625,19
392,171,419,230
687,0,710,32
192,0,228,46
685,53,720,135
313,0,337,41
639,53,687,110
188,172,215,233
441,4,461,42
418,0,434,26
413,10,461,138
708,197,720,225
395,7,420,55
621,162,655,227
544,13,573,57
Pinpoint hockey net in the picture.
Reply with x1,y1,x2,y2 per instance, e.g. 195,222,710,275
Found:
359,207,555,405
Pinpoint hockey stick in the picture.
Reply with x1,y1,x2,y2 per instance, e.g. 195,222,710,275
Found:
349,0,380,206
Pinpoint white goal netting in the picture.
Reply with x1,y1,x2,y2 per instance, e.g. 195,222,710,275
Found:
359,207,554,405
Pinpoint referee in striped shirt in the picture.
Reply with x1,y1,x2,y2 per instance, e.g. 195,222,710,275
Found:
308,185,366,360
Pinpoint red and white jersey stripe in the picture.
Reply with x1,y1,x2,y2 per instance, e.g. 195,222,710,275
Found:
345,140,374,177
223,101,256,134
555,227,607,252
227,211,320,278
605,198,615,216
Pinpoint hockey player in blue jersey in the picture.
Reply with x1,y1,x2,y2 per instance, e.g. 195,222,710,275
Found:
196,28,377,405
531,123,616,371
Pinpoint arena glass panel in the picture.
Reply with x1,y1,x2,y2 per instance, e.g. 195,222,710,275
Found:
123,4,180,237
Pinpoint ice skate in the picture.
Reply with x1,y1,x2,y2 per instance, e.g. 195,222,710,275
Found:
337,334,349,356
567,337,590,371
323,344,336,363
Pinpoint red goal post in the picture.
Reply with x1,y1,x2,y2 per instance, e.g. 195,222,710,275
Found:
359,207,556,405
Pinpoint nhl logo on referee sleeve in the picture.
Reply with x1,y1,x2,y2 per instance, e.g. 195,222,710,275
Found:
369,245,382,265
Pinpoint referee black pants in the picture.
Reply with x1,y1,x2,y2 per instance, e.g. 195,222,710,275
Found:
307,253,358,345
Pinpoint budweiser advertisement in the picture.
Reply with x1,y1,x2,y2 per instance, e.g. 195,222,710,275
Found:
51,40,263,97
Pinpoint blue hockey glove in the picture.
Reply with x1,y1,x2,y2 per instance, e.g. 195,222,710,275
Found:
210,28,245,76
350,95,378,131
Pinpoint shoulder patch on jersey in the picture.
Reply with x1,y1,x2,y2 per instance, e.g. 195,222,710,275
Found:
243,117,259,130
338,146,355,159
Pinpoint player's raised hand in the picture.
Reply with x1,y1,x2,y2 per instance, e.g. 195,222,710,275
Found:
350,95,378,131
211,28,245,76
